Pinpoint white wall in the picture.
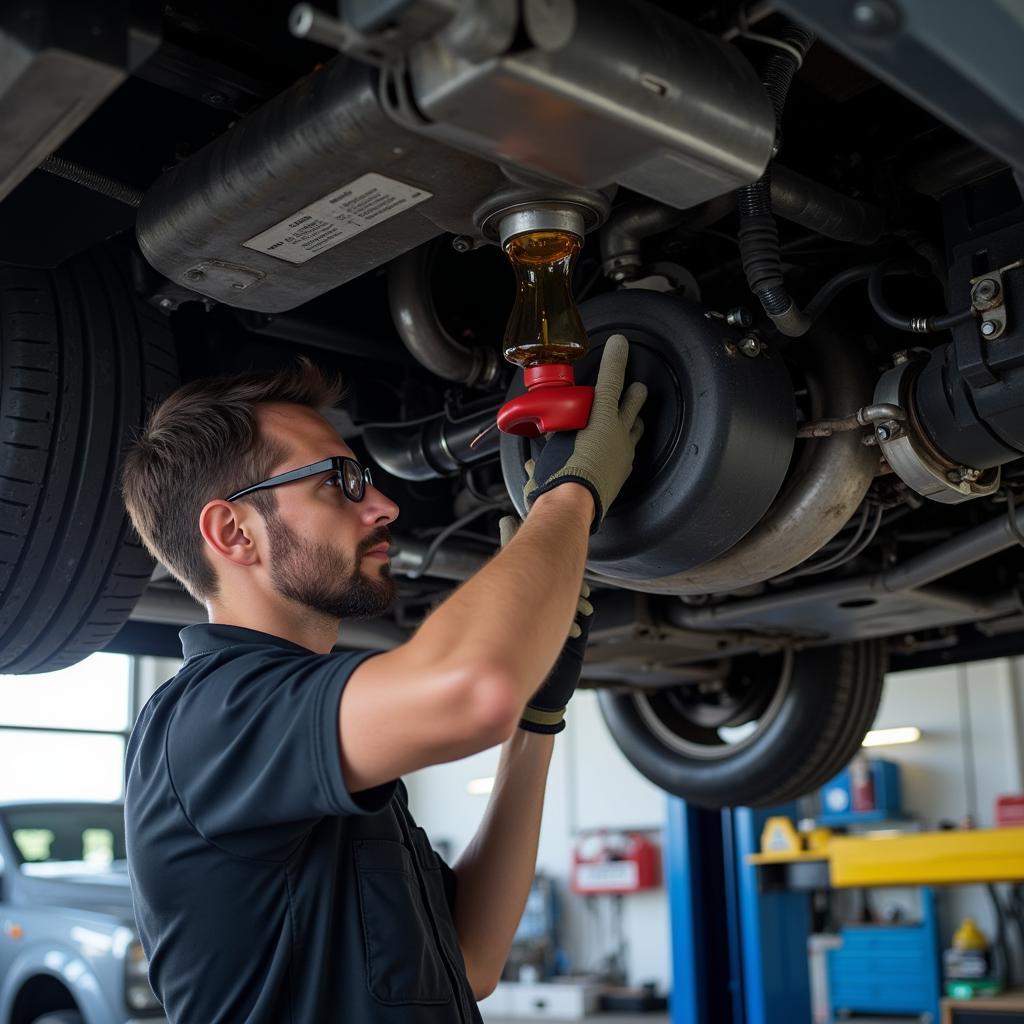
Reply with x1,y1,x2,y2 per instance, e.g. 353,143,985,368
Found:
405,689,674,994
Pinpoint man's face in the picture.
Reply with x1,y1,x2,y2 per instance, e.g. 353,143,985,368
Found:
255,404,401,621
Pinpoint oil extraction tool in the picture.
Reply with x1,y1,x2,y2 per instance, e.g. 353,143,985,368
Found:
494,207,595,438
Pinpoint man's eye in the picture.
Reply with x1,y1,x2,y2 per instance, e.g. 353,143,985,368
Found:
324,472,344,489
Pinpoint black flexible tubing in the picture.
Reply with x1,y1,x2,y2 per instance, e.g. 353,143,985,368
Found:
803,263,878,322
868,259,975,333
736,25,815,334
39,154,145,207
405,499,508,579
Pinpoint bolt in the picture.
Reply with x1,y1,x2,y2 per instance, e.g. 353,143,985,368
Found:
726,307,753,328
947,465,981,484
981,319,998,337
157,297,173,311
184,268,205,282
851,0,903,35
893,350,909,365
739,335,761,357
877,424,892,441
972,278,1000,305
451,235,474,254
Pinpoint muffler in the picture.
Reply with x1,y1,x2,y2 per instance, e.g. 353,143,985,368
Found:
136,60,506,313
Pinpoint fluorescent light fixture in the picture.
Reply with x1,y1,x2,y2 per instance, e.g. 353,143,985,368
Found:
466,776,495,796
862,726,921,747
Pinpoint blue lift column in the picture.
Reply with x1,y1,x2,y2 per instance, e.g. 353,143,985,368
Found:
730,805,812,1024
665,797,734,1024
666,798,813,1024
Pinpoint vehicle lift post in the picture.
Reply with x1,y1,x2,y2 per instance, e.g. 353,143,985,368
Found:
666,799,813,1024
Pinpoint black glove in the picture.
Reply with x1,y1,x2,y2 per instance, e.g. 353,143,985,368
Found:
498,514,594,734
520,581,594,734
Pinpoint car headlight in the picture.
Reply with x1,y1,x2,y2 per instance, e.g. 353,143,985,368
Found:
124,939,161,1012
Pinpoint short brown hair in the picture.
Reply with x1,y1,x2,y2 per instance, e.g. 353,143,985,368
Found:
121,359,344,602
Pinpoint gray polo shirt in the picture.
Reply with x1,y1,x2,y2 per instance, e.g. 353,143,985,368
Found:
125,623,482,1023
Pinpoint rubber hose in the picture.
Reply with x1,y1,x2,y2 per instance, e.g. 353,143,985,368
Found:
39,154,144,207
867,258,974,333
737,25,815,335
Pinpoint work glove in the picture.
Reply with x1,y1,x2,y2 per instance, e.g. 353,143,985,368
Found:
526,334,647,531
499,515,595,734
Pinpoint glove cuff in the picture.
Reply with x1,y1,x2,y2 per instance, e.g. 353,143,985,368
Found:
528,473,603,533
519,705,567,734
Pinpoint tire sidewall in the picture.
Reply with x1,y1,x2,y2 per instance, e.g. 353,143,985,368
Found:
598,644,877,808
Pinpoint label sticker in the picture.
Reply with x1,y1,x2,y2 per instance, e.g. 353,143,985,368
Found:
575,861,639,890
243,172,432,265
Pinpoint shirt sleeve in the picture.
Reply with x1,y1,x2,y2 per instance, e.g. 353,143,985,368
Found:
166,647,396,858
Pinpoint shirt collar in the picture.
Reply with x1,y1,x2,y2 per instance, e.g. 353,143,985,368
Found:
179,623,314,660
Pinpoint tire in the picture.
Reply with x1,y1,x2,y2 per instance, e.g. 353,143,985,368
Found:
0,249,178,674
597,640,886,809
31,1014,85,1024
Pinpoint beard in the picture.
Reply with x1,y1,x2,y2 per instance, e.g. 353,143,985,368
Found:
265,514,396,621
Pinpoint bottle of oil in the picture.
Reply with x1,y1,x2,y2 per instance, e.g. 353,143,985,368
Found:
502,229,590,368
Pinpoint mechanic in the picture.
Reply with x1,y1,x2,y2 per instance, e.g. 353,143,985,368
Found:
120,334,646,1024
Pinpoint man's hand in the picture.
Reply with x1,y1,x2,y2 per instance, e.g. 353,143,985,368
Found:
526,334,647,530
499,516,594,734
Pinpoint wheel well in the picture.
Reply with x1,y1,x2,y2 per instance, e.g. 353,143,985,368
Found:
10,975,78,1024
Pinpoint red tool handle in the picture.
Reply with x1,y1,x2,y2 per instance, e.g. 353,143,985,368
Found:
497,365,595,437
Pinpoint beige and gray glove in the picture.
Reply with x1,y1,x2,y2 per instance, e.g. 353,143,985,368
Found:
525,334,647,531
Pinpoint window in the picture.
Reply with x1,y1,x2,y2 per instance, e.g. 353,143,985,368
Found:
0,653,134,802
3,805,127,876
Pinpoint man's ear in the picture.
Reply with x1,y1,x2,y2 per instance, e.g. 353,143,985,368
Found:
199,499,261,569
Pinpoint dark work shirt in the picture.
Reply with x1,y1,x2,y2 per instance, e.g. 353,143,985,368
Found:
124,623,482,1024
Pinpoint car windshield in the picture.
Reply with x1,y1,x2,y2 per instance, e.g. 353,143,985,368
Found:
2,806,126,877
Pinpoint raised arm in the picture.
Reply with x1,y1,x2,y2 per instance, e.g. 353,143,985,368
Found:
338,335,646,792
338,483,592,791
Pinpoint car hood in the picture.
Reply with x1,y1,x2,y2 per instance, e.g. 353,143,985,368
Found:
18,869,135,921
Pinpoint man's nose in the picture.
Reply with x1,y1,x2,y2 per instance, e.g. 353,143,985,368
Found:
360,485,399,526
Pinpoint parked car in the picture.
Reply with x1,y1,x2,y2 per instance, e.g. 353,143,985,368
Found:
0,803,162,1024
1,1,1023,808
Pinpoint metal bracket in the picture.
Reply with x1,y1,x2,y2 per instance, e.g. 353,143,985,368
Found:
970,257,1024,341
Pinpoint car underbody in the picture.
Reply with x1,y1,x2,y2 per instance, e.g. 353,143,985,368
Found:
2,0,1024,807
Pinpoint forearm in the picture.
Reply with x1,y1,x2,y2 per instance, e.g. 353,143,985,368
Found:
411,484,592,704
452,728,554,996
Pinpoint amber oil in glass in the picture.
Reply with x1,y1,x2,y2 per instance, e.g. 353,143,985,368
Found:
502,229,590,368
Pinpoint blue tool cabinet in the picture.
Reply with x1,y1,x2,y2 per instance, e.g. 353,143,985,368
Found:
827,887,941,1022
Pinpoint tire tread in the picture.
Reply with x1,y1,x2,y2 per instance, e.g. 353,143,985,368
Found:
0,251,178,674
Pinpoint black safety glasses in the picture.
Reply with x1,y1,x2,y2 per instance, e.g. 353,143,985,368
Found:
225,456,373,504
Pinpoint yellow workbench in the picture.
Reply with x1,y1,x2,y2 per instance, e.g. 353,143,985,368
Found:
747,827,1024,887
